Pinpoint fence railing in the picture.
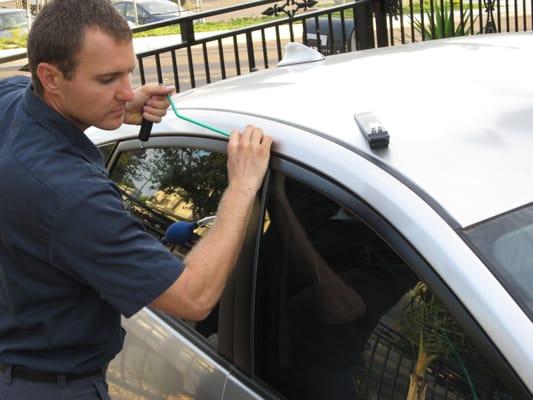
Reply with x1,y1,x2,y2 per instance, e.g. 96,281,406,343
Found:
2,0,532,88
131,0,532,90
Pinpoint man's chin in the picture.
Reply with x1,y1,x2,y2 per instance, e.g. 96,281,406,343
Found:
95,116,124,131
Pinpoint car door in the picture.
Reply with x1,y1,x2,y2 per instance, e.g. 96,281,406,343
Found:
250,156,530,399
99,135,271,400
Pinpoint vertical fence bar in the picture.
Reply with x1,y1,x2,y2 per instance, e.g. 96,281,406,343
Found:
442,368,451,399
505,0,510,31
289,17,295,42
275,25,283,61
388,11,394,45
374,0,389,46
202,42,211,84
420,0,426,41
261,28,269,69
478,0,484,33
314,15,322,51
233,35,241,76
363,336,380,399
409,0,415,41
155,53,163,84
450,0,455,35
430,0,436,39
186,46,195,88
137,56,146,85
245,31,256,72
327,12,334,54
376,342,393,399
428,361,442,400
302,18,309,47
340,11,347,51
399,0,405,44
390,352,405,397
170,49,180,92
352,4,360,50
217,39,226,80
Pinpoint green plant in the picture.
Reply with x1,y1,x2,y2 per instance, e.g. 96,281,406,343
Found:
412,0,478,39
402,282,478,400
0,29,28,50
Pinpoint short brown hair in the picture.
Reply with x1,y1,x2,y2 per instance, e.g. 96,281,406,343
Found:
28,0,132,95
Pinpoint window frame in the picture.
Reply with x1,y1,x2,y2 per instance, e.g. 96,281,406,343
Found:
106,135,262,374
249,156,530,399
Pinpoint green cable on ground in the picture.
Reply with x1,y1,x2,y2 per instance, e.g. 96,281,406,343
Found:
167,95,231,137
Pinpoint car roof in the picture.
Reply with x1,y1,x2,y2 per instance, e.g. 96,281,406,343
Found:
172,33,533,228
89,33,533,228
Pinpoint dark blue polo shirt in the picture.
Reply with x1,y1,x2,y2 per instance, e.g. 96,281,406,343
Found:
0,76,183,373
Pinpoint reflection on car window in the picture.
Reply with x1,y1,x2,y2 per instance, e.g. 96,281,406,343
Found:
97,142,115,164
254,173,512,400
464,204,533,322
110,146,227,344
142,1,179,14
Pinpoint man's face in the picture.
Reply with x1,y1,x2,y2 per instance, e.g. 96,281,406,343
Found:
55,28,136,131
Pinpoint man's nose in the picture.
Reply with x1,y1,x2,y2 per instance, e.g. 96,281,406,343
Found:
117,76,135,102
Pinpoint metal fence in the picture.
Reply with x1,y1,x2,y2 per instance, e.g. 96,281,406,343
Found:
359,322,505,399
1,0,532,86
130,0,532,90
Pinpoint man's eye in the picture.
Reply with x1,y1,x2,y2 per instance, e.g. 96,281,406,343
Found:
98,77,115,84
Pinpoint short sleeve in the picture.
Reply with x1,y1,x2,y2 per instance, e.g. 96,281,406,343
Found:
49,183,183,318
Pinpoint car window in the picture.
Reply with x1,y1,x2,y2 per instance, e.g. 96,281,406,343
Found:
124,3,136,19
112,3,125,14
109,146,227,346
254,172,513,400
142,1,179,14
136,5,148,19
464,204,533,322
97,142,116,164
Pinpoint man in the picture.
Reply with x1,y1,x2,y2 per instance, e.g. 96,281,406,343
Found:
0,0,272,398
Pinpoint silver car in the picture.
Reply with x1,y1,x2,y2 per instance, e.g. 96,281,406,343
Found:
87,32,533,399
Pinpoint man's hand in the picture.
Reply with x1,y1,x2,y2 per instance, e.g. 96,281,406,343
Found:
124,83,175,125
150,124,272,321
227,125,273,196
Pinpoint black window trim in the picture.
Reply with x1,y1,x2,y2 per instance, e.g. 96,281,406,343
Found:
106,135,249,374
248,156,531,399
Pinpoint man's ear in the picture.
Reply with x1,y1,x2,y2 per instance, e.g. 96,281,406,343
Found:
36,62,63,95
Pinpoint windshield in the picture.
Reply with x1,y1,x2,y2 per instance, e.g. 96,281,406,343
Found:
464,204,533,320
142,1,179,14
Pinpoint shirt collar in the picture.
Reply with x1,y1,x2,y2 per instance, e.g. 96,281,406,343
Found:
21,82,104,168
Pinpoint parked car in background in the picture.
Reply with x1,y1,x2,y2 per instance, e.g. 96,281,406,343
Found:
0,8,28,39
87,33,533,399
112,0,191,26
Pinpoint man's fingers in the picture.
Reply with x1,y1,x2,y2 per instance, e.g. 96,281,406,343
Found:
261,134,273,151
143,106,167,119
146,97,170,110
250,126,264,146
229,130,241,148
143,84,175,97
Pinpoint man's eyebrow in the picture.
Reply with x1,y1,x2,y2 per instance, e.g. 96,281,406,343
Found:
96,66,136,77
